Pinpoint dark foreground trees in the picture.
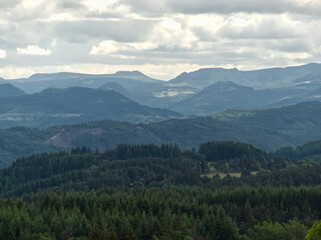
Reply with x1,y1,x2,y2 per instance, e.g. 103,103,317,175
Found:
0,186,320,240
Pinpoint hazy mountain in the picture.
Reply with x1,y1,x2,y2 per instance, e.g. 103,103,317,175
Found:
99,82,134,97
170,68,246,89
98,81,200,108
168,81,306,116
135,63,321,112
213,101,321,145
169,81,258,115
2,63,321,117
131,84,199,108
98,82,162,106
0,87,182,129
243,63,321,89
8,71,162,94
169,63,321,90
0,84,26,98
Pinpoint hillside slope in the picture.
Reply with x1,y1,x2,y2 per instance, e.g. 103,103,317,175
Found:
0,84,26,97
0,117,290,167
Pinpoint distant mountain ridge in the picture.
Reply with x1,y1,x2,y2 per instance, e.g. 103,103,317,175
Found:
170,63,321,89
6,71,161,94
1,63,321,117
0,84,26,98
0,86,182,129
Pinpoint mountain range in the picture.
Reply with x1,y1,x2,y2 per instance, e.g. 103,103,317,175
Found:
0,63,321,167
2,63,321,117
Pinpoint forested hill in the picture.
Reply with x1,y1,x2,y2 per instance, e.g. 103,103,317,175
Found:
275,139,321,162
3,100,321,168
0,118,289,167
212,101,321,146
2,141,321,197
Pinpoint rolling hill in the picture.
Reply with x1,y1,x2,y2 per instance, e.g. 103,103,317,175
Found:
0,116,292,168
2,101,321,167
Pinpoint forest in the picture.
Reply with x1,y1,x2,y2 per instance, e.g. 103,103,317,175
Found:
0,186,320,240
0,141,321,239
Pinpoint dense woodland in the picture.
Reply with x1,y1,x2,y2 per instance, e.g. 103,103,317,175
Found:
0,141,321,239
0,141,315,197
0,186,320,240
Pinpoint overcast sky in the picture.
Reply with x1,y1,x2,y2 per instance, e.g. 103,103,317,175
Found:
0,0,320,80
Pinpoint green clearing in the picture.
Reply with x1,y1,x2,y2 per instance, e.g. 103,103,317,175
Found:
201,171,258,179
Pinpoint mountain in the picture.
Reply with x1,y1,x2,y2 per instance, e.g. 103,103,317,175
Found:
98,82,161,106
170,68,246,89
8,71,162,94
134,84,199,108
168,81,307,116
169,81,262,115
3,64,321,114
0,87,182,129
99,82,134,97
169,63,321,90
0,84,26,97
133,63,321,113
213,101,321,145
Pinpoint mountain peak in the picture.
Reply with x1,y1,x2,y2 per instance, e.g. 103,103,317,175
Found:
115,70,145,76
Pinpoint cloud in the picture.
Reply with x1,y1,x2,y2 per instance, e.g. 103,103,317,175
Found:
120,0,321,16
89,40,157,55
215,14,303,39
17,45,52,56
53,19,156,43
0,49,7,59
0,0,320,80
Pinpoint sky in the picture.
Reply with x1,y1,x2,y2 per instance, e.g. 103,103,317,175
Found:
0,0,320,80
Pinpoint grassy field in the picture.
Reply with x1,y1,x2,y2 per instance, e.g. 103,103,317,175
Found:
201,171,258,179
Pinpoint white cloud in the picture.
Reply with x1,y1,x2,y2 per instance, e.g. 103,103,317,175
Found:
17,45,52,56
90,40,120,55
120,0,321,15
0,49,7,59
90,40,157,55
0,0,320,79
